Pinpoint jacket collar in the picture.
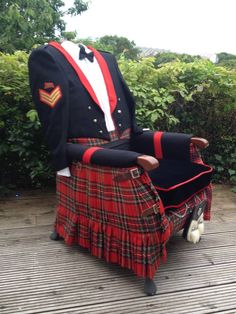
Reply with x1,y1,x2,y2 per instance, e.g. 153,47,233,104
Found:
49,41,117,113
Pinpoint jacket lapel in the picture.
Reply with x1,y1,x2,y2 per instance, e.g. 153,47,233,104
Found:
49,41,100,108
49,41,117,113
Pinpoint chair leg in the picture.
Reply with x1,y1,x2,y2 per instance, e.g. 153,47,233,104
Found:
144,278,157,296
183,200,206,243
50,230,62,241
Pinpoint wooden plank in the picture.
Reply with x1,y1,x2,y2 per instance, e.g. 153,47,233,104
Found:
0,213,54,229
212,184,236,212
0,197,56,212
0,237,236,268
0,238,236,274
1,260,236,294
0,283,236,314
1,229,236,256
167,230,236,251
0,225,52,239
0,219,235,242
0,196,55,229
41,284,236,314
0,219,235,239
204,221,236,233
0,236,235,270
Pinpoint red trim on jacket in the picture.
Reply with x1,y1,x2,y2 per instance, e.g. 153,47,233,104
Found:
154,131,163,159
88,46,117,113
82,147,102,164
49,41,100,109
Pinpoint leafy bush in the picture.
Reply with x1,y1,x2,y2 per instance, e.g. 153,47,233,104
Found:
0,51,54,195
118,57,179,129
217,52,236,70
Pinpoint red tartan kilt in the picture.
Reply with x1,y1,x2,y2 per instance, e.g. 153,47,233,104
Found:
55,148,212,278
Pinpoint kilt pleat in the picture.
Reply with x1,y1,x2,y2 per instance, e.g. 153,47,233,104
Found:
55,141,212,279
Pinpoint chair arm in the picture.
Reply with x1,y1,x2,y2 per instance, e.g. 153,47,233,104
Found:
67,143,143,168
131,131,209,162
191,137,209,149
137,155,159,171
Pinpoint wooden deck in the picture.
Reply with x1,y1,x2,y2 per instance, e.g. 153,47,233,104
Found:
0,185,236,314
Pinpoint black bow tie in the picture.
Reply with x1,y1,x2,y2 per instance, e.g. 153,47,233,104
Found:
79,44,94,62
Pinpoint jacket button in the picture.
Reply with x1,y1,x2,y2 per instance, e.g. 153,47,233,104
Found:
88,106,91,110
117,109,122,114
93,119,97,123
99,130,103,134
118,123,122,127
118,98,121,101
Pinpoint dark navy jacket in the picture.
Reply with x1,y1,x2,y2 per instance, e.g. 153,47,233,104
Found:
28,42,142,170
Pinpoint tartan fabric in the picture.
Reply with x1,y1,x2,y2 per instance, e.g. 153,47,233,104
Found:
166,185,212,234
55,137,212,279
56,163,167,278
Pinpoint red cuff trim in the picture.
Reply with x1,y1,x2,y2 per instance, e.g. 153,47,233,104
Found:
82,147,102,164
154,131,163,159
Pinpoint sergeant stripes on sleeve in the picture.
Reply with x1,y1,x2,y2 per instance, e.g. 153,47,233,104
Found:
39,85,62,108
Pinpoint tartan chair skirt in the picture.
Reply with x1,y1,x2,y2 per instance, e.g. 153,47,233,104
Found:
55,144,212,279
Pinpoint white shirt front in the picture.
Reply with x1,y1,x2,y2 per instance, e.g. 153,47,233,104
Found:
57,41,115,177
61,40,115,131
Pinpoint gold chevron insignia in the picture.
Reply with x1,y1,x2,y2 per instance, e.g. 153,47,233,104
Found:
39,86,62,108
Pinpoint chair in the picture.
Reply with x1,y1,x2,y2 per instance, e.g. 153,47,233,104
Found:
28,42,212,295
51,130,212,296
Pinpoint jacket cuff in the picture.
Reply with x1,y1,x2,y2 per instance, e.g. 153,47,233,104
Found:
67,143,141,167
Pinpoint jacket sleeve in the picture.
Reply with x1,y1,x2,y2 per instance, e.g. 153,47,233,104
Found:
28,47,69,171
67,143,142,168
131,131,193,161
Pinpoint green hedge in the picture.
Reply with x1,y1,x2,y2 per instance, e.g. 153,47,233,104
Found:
0,51,235,195
0,51,54,195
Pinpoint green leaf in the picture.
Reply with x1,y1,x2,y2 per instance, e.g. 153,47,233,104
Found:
228,169,236,176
